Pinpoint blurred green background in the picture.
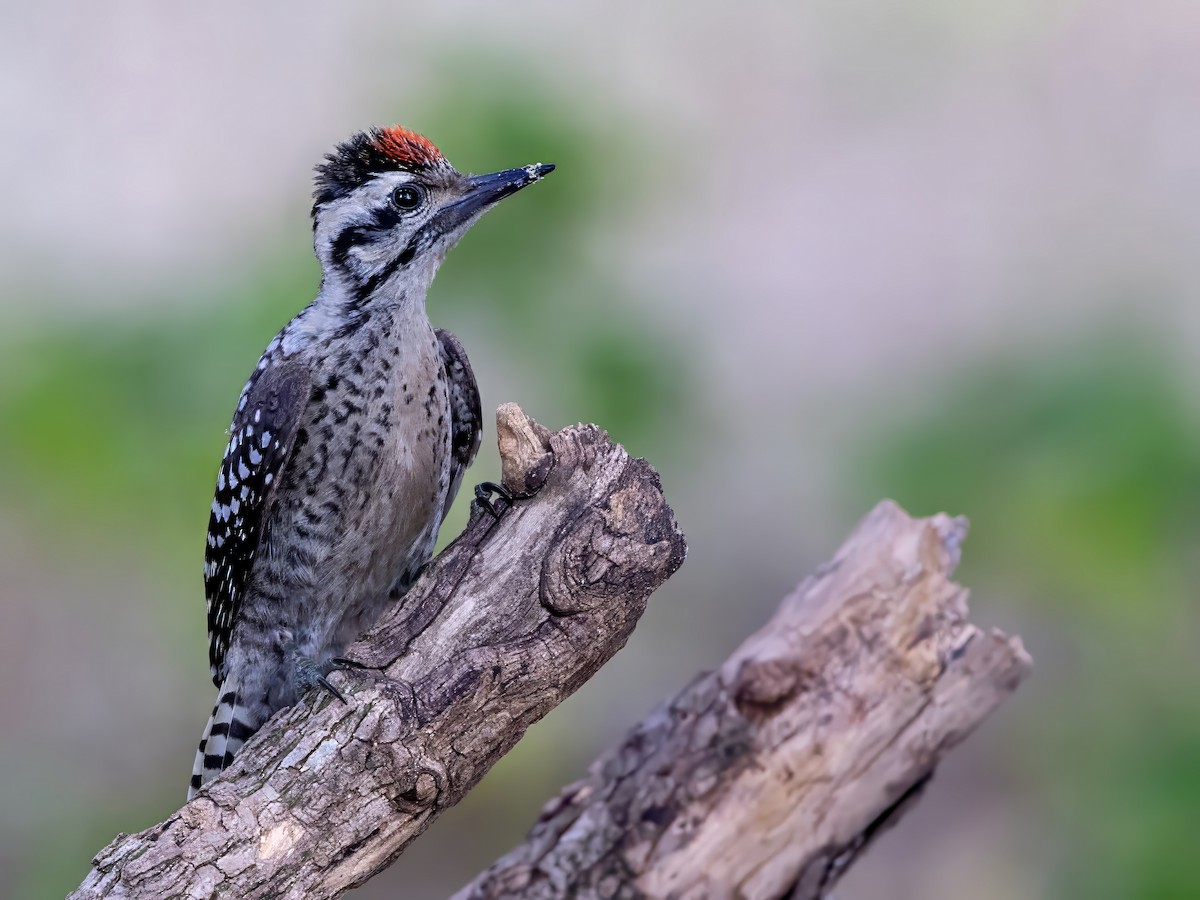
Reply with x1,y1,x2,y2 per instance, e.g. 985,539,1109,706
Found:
3,2,1198,897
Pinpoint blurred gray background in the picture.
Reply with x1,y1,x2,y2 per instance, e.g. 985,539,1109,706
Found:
2,1,1198,897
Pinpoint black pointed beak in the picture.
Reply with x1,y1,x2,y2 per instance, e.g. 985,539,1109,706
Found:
434,163,555,235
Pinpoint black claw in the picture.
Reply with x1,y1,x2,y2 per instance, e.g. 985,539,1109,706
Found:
329,656,370,671
389,561,429,599
287,640,355,704
473,481,514,520
316,673,347,704
407,561,431,586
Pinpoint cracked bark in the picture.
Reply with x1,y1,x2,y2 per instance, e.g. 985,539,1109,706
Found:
457,501,1032,900
71,404,687,900
72,405,1030,900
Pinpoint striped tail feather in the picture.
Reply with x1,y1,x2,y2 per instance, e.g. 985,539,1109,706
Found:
188,676,256,799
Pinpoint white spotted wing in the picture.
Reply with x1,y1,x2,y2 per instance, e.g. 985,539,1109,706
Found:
203,351,310,685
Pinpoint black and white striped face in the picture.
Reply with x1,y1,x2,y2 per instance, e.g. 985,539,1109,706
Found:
313,166,469,299
309,126,553,305
307,126,554,304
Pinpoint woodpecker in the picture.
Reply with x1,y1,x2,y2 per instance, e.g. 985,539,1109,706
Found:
189,125,554,798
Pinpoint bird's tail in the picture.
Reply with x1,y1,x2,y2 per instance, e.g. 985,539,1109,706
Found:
188,675,258,799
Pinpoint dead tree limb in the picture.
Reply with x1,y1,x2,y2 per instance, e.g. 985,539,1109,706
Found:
74,403,1029,900
457,500,1032,899
71,404,687,900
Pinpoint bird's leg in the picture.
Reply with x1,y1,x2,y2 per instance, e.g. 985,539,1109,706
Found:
472,481,514,519
284,641,349,705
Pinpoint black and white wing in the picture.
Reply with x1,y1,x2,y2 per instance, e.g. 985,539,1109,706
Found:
436,328,482,523
203,348,310,685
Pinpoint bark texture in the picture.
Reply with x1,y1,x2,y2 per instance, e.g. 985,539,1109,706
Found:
71,404,687,900
457,501,1032,900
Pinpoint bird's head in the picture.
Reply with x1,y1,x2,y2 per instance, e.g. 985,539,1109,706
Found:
311,125,554,301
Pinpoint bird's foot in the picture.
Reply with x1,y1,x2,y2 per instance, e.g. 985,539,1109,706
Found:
472,481,514,520
286,642,359,705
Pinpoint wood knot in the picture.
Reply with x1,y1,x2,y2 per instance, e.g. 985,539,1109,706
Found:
733,658,805,719
538,515,637,615
396,766,444,809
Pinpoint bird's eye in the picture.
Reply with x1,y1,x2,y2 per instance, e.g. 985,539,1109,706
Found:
391,185,424,210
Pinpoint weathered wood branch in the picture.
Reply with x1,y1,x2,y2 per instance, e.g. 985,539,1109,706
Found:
72,404,687,899
457,501,1032,899
74,403,1029,900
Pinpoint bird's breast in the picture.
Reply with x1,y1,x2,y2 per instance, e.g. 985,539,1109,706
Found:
341,324,451,577
270,318,452,617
